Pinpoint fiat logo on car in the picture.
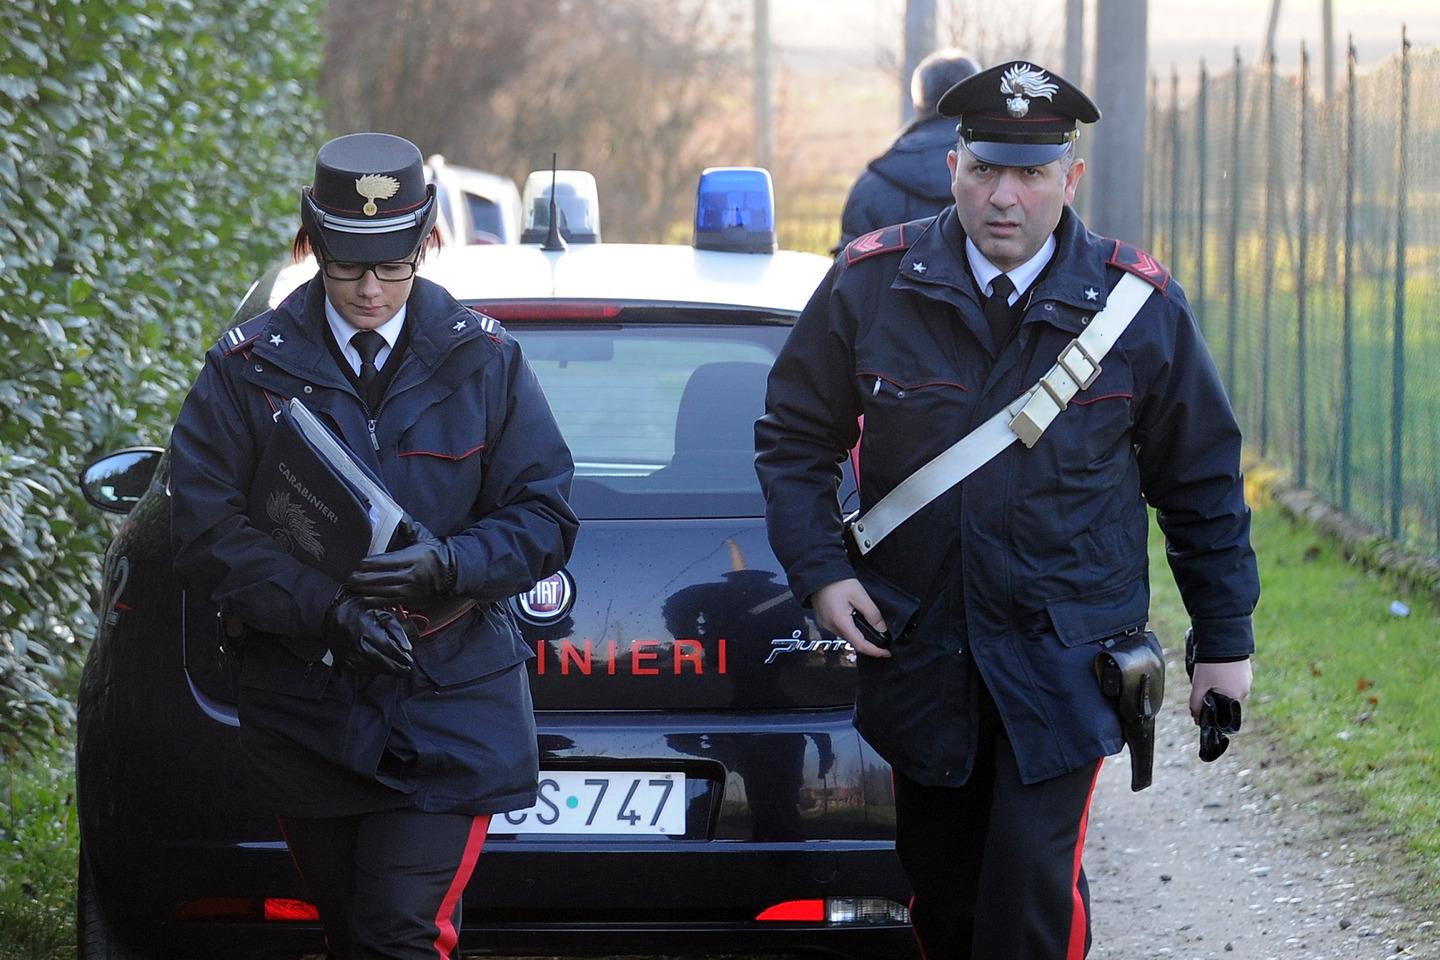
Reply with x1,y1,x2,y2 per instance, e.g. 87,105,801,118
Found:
514,570,575,625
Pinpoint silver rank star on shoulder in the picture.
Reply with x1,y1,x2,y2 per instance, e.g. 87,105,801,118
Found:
1084,287,1099,301
912,261,927,274
269,333,284,346
452,319,467,332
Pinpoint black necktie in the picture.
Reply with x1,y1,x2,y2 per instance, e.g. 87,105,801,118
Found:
983,274,1017,351
350,330,386,389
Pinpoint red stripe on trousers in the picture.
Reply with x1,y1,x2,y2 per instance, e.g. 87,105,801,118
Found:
908,893,932,960
894,767,932,960
431,814,490,960
1067,760,1103,960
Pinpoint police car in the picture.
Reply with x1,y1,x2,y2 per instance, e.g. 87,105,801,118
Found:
425,154,523,245
76,169,918,959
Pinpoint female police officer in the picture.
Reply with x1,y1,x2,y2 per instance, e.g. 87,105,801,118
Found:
170,132,578,958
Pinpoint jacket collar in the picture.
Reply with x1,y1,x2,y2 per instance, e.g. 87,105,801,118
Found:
252,276,482,384
896,207,1114,327
894,207,977,303
1031,208,1112,313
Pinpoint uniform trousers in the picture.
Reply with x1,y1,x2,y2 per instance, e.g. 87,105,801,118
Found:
279,808,490,960
893,678,1101,960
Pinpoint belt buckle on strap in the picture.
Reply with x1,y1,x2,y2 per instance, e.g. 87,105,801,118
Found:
1057,338,1102,391
1007,385,1048,449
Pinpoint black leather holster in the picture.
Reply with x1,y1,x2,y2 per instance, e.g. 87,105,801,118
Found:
1094,630,1166,792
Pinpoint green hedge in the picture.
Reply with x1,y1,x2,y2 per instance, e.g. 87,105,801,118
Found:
0,0,322,749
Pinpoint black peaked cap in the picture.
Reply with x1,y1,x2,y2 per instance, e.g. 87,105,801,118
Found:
937,61,1101,167
300,132,437,263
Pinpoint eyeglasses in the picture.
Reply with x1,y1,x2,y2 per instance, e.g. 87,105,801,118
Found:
319,258,419,282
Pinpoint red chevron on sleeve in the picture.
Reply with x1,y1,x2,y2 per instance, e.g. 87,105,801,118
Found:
844,222,916,266
1108,241,1171,293
843,217,935,267
844,227,893,264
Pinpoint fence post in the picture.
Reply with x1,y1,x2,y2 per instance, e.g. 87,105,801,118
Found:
1341,37,1355,513
1391,27,1410,539
1226,49,1242,396
1196,60,1208,338
1297,43,1309,488
1147,73,1159,248
1169,66,1182,270
1260,53,1277,457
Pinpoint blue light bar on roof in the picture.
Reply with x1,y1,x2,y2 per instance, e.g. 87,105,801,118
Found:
694,167,776,254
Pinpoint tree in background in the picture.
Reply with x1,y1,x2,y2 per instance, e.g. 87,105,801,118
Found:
0,0,322,750
320,0,751,242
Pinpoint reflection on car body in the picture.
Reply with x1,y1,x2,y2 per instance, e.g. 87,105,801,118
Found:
75,168,918,959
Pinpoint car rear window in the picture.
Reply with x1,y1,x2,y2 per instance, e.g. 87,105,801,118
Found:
464,194,505,242
513,323,789,519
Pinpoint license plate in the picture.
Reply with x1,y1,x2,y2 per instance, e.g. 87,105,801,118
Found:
495,771,686,835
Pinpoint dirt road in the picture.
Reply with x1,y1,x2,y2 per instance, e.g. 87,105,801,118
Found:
1087,659,1435,960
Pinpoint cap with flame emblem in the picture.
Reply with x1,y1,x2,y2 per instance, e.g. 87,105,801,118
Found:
936,61,1101,168
300,132,438,263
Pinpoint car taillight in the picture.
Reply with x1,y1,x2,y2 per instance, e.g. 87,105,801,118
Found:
474,301,622,321
174,897,320,922
265,898,322,921
755,899,824,922
824,897,910,923
755,897,909,924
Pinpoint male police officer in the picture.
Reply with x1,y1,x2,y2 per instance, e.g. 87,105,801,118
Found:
836,48,981,252
756,63,1257,958
171,133,577,958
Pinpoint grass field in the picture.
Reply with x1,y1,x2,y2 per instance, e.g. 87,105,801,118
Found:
1146,488,1440,898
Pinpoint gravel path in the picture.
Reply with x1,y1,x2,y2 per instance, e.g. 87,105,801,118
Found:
1086,660,1436,960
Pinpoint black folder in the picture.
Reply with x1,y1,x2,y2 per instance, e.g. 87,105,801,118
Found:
247,399,400,582
248,398,475,639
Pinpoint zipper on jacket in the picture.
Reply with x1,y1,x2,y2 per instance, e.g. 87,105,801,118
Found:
367,419,379,450
864,372,968,398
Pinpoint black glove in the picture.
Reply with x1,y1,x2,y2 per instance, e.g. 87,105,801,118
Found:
323,595,414,676
346,515,457,601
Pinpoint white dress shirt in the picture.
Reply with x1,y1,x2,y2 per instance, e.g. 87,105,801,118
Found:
965,234,1057,305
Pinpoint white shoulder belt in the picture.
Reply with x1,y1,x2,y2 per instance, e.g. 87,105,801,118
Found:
848,272,1156,557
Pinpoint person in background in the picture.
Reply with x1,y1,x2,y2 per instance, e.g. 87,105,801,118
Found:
757,62,1257,958
835,47,981,253
170,132,578,959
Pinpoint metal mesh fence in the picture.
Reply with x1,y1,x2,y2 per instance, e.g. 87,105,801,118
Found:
1150,34,1440,556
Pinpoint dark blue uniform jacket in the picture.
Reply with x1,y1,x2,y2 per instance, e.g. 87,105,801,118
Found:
756,207,1258,787
838,116,958,251
171,275,578,817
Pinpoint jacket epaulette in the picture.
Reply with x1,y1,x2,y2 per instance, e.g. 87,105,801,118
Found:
1107,240,1171,294
218,311,272,356
843,217,935,267
469,310,505,342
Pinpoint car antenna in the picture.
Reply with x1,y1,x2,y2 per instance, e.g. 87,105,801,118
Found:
542,153,567,252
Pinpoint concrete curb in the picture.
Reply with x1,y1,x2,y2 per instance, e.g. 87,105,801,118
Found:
1245,455,1440,599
